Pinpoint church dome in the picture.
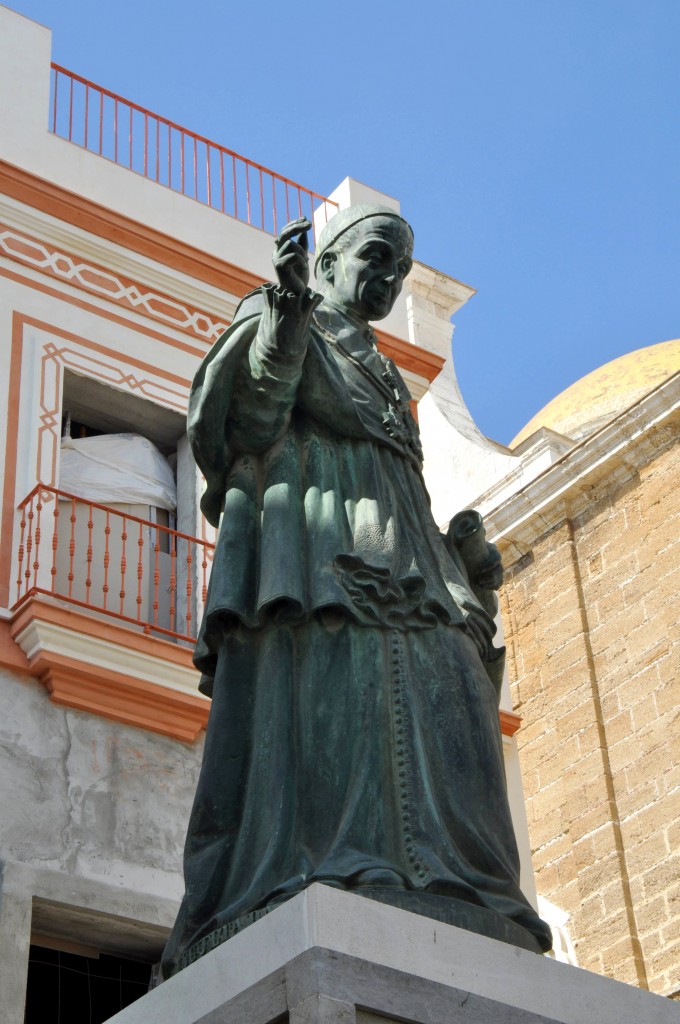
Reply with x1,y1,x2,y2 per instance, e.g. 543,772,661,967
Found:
510,338,680,448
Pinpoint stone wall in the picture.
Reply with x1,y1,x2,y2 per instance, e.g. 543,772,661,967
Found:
0,670,203,1023
499,419,679,997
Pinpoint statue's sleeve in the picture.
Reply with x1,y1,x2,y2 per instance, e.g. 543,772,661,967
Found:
188,286,319,527
227,286,320,454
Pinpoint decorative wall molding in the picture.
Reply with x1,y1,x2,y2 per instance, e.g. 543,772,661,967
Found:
33,324,189,488
482,374,680,560
0,204,444,385
0,221,228,343
0,309,192,608
0,159,265,299
10,598,208,742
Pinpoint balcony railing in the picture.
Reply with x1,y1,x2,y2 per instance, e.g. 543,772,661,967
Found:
49,64,337,243
13,484,215,645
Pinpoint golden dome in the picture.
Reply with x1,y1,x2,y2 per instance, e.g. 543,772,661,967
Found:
510,338,680,449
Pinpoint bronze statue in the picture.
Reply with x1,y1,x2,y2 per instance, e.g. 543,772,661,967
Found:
162,206,551,977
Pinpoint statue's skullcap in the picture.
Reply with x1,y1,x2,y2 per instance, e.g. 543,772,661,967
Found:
314,204,413,270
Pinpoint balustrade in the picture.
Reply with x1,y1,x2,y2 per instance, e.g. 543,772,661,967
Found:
50,64,336,242
14,484,214,645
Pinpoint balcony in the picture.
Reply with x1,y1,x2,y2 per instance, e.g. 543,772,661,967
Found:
9,485,214,742
49,64,337,245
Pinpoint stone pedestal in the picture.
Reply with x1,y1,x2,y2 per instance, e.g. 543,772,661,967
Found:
106,884,676,1024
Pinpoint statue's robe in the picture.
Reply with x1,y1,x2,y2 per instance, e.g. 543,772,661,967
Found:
162,289,551,976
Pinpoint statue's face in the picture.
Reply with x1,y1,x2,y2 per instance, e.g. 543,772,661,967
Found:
323,217,413,322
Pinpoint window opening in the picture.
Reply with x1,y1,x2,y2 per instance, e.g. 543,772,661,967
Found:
24,944,152,1023
36,371,206,641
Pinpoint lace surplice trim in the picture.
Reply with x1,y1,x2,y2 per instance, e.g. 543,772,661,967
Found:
334,554,442,630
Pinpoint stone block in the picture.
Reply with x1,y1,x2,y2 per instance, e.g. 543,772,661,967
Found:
576,893,606,933
533,861,562,897
536,566,580,610
556,699,598,738
656,678,680,717
528,807,563,852
591,643,630,685
532,834,571,873
545,634,589,679
630,694,659,732
526,778,562,824
548,666,591,705
641,855,680,902
617,775,660,821
564,747,610,791
576,857,625,903
102,885,678,1024
558,787,589,827
569,836,597,876
538,746,578,789
577,722,604,757
659,761,680,797
600,689,621,722
625,834,671,881
608,733,643,774
634,895,668,936
661,917,680,947
666,820,680,854
604,709,634,746
647,515,680,559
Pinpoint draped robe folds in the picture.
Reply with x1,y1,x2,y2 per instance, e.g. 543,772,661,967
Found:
161,287,552,977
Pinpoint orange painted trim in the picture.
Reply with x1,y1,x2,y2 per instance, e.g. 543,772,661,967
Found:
17,310,192,388
0,313,25,607
10,597,208,742
500,709,522,737
1,162,444,378
0,221,227,345
0,265,205,359
0,620,31,673
375,329,445,385
10,597,197,667
43,657,208,743
0,159,265,299
0,309,194,607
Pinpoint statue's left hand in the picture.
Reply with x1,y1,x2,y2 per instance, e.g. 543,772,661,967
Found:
273,217,312,296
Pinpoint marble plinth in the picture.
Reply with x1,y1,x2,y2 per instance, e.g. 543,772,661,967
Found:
106,884,677,1024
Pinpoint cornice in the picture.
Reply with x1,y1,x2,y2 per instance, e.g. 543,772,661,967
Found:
407,261,476,318
0,165,444,383
482,374,680,559
10,598,208,742
375,329,445,384
0,192,240,325
0,158,266,301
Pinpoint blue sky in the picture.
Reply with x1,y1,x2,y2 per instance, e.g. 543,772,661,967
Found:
6,0,679,444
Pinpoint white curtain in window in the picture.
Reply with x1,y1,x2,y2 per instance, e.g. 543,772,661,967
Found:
59,434,177,511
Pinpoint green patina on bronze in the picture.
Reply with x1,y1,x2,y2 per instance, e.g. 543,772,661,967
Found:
162,207,551,977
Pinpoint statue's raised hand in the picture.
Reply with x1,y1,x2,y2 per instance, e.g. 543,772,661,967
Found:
273,217,312,296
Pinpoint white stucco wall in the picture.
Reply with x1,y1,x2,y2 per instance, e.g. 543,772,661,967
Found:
0,668,200,1022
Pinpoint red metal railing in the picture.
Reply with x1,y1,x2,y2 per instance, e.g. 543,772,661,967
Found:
13,484,215,645
49,63,337,242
